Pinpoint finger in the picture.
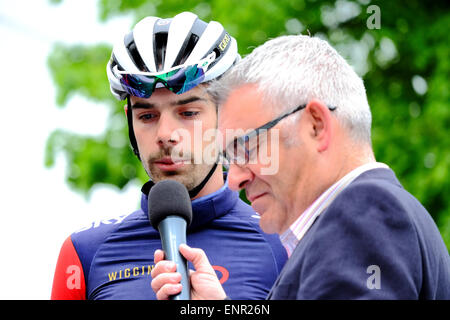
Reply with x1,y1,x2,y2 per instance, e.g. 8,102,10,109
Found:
154,249,165,264
179,244,215,275
156,283,183,300
151,271,182,293
151,260,176,279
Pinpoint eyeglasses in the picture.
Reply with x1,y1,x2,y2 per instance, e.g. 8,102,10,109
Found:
223,104,337,165
114,52,216,98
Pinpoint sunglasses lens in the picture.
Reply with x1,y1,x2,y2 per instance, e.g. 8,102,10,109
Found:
165,65,205,94
119,63,207,98
157,68,187,93
120,74,155,98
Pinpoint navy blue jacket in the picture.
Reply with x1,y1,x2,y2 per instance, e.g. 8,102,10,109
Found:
267,168,450,299
52,183,287,300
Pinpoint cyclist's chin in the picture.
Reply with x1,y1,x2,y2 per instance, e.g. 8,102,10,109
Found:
149,164,203,190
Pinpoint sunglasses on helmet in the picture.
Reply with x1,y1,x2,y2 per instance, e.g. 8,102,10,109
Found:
114,52,216,98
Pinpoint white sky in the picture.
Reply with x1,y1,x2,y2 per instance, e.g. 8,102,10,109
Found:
0,0,140,299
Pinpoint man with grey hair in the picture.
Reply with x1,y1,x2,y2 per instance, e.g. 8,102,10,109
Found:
151,35,450,299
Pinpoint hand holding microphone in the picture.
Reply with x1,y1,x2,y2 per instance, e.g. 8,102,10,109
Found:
148,180,226,300
151,243,227,300
148,179,192,300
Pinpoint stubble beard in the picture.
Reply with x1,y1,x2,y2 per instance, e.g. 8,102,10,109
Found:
142,147,212,191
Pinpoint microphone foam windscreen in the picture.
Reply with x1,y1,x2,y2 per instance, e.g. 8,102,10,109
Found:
148,179,193,228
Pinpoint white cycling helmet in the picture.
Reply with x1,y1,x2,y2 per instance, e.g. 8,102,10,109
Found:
107,11,239,100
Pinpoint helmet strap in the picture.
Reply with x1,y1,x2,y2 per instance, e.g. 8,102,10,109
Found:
141,161,219,199
126,97,141,158
186,161,218,198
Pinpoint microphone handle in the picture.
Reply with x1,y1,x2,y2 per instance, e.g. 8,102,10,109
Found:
158,216,191,300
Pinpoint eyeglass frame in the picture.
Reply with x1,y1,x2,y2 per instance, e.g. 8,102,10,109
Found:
223,103,337,164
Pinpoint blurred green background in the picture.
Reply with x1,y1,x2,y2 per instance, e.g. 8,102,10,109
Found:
45,0,450,250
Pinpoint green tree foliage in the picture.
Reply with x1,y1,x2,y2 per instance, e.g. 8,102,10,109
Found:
46,0,450,249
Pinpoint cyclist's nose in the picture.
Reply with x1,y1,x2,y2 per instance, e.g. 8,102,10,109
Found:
156,114,180,147
227,163,253,191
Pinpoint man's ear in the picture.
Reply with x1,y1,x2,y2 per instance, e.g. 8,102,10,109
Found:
305,99,333,152
124,104,128,116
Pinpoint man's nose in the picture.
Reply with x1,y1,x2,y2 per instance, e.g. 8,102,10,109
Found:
156,114,180,147
227,163,253,191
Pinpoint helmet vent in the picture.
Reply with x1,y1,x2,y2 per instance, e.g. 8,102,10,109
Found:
124,32,149,72
154,32,168,71
110,54,124,72
173,33,199,67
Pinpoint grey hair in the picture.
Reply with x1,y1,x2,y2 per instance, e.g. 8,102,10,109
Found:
208,35,372,144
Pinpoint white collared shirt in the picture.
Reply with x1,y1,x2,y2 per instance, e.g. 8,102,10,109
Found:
279,162,389,257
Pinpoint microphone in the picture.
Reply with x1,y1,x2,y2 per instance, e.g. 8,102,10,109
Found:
148,180,193,300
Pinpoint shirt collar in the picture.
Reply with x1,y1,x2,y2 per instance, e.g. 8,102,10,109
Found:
280,162,389,257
